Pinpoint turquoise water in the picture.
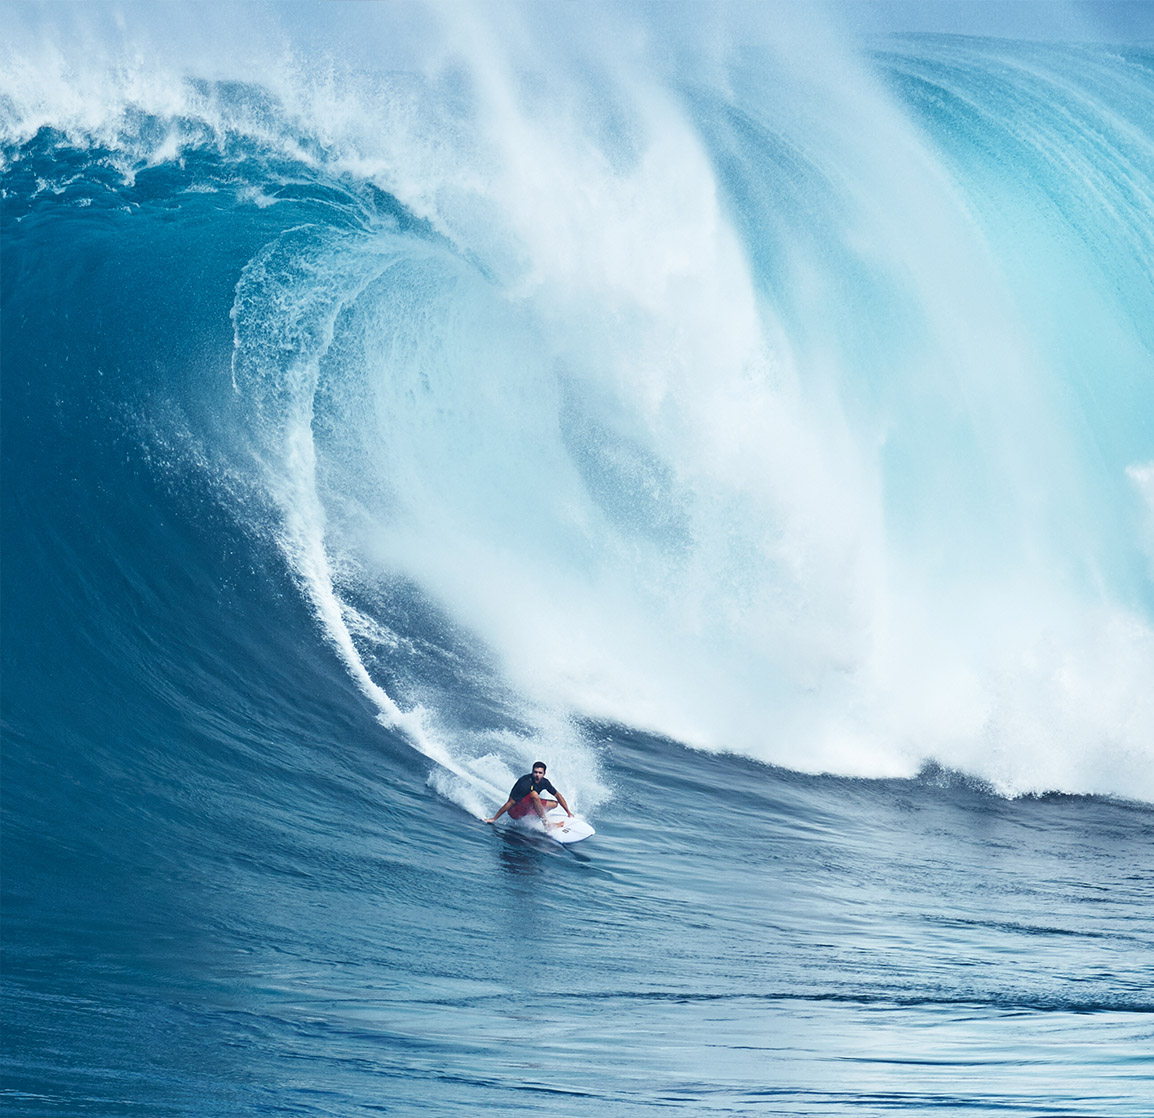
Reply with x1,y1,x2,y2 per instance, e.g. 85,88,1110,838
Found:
3,4,1153,1113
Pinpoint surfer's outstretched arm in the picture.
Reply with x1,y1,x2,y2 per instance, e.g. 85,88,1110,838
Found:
554,790,573,817
485,799,514,824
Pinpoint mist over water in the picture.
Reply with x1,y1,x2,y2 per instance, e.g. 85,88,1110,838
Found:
6,3,1154,807
7,1,1153,803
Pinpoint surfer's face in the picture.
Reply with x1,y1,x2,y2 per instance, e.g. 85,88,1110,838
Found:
532,768,545,779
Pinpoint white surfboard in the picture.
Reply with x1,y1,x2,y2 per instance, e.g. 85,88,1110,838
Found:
544,806,595,844
518,805,594,844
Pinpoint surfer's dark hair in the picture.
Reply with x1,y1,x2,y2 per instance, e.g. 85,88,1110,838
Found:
532,761,547,772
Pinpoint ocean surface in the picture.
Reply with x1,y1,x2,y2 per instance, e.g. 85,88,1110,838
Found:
3,3,1154,1114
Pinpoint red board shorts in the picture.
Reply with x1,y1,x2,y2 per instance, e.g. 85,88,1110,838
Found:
508,794,540,820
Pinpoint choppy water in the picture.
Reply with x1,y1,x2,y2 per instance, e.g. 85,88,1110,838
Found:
3,3,1153,1114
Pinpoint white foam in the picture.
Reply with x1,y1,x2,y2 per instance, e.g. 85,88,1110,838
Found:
25,2,1150,802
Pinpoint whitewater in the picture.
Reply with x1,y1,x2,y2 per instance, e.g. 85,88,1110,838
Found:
3,2,1153,1115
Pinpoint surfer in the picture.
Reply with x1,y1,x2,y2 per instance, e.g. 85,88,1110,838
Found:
484,762,573,826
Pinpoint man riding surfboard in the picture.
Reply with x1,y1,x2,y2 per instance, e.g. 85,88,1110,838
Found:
484,762,573,827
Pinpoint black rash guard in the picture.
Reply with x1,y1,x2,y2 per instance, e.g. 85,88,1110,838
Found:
509,773,558,802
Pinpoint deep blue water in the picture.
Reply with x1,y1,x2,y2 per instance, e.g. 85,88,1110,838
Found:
3,6,1154,1114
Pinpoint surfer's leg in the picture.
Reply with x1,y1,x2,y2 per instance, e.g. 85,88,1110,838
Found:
534,795,565,826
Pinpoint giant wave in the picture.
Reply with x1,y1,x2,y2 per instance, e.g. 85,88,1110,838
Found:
3,4,1154,1115
5,2,1153,802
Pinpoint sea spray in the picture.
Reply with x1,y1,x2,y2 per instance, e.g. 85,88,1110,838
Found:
6,3,1152,800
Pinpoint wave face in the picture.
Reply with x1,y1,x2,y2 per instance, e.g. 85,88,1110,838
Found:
5,1,1152,802
3,4,1154,1116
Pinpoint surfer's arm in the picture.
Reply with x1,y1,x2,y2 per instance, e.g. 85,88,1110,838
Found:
485,799,514,824
554,790,573,817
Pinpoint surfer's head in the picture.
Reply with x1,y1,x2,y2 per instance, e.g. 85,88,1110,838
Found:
532,762,547,776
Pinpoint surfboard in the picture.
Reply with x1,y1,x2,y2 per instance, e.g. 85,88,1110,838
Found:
516,805,593,844
543,806,595,844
